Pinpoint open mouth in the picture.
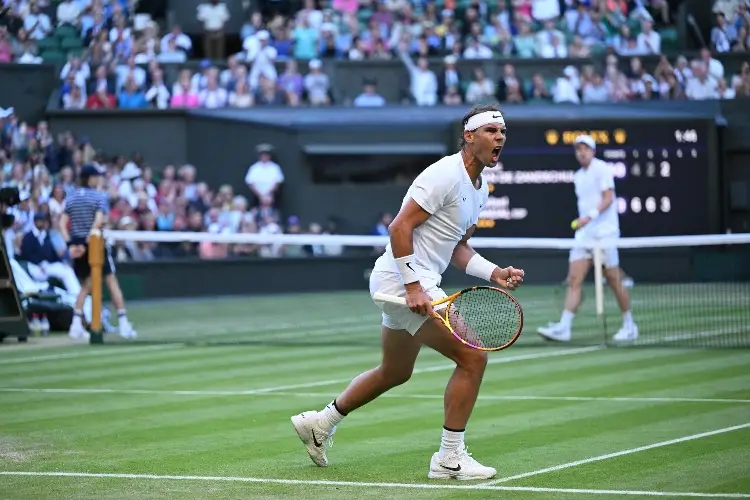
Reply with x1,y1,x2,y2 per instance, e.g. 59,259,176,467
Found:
491,146,502,163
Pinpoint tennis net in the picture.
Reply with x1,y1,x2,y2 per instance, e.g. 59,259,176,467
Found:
98,230,750,348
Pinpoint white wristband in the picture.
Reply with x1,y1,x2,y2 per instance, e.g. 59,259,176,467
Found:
465,254,497,282
587,208,600,220
394,254,420,284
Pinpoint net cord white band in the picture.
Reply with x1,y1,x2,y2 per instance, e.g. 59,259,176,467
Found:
465,253,497,282
464,111,505,131
101,230,750,250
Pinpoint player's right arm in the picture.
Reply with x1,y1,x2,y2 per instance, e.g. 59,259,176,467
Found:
388,199,434,316
388,165,457,316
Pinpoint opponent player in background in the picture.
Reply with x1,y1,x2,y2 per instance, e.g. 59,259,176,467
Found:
59,164,136,341
291,105,525,480
537,134,638,343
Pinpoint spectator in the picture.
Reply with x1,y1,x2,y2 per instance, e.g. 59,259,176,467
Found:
465,67,495,105
160,24,192,56
397,43,438,106
19,212,81,296
553,66,581,104
197,0,230,59
63,85,86,110
255,74,286,105
353,78,386,107
244,144,284,205
0,28,11,63
24,3,52,40
277,60,304,105
56,0,80,28
228,79,254,108
685,62,718,100
118,76,148,108
145,69,171,109
303,59,331,106
637,19,662,54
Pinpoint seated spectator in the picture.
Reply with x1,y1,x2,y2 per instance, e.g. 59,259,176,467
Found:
303,59,331,106
86,87,117,109
144,69,171,109
255,74,286,105
56,0,81,27
277,60,304,105
0,28,12,63
685,62,718,100
465,67,495,105
118,76,148,108
228,79,254,108
637,19,662,54
24,3,52,40
63,85,86,110
170,70,200,108
160,24,192,56
353,78,386,107
18,212,81,295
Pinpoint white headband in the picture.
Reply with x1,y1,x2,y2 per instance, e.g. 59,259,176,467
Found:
464,111,505,131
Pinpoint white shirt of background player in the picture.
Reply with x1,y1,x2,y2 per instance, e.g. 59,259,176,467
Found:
378,151,490,278
573,135,620,239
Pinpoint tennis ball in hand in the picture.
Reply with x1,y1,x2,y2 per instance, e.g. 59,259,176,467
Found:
570,219,579,230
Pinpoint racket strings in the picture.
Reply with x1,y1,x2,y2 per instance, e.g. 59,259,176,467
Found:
446,288,522,349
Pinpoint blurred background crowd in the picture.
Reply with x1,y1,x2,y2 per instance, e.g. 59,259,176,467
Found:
0,0,747,268
0,0,747,108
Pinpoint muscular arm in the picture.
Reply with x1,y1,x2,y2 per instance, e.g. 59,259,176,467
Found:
450,224,479,271
388,198,431,263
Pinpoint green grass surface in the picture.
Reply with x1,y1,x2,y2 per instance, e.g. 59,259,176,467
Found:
0,288,749,499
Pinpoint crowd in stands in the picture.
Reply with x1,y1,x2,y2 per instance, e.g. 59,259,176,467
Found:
0,0,748,107
0,108,344,269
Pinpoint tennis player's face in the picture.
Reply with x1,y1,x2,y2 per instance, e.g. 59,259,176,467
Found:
575,144,595,166
474,123,506,167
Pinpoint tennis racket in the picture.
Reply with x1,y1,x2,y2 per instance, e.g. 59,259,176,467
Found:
373,286,523,351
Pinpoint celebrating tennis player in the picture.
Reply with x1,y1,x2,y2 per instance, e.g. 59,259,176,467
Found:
291,105,524,480
537,134,638,343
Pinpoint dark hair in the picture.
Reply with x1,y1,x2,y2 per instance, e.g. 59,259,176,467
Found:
460,103,502,148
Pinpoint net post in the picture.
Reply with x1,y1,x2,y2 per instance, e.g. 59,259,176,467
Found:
87,230,104,345
592,241,606,343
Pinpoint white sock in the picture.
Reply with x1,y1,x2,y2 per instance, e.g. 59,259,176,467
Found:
71,312,83,328
560,310,575,327
439,427,465,457
622,311,634,327
318,400,346,432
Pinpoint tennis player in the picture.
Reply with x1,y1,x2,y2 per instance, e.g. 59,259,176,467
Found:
59,164,136,341
291,105,524,480
537,134,638,343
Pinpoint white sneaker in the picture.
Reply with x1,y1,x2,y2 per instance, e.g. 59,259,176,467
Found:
613,323,639,342
290,411,336,467
68,320,89,341
428,445,497,480
118,317,137,339
537,322,572,342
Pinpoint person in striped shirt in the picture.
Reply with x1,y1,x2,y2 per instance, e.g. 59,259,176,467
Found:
59,164,136,341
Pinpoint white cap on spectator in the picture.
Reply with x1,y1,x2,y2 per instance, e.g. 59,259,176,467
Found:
0,107,13,119
444,55,457,65
19,190,30,202
121,162,142,180
256,30,270,40
563,66,577,78
574,134,596,151
309,59,322,69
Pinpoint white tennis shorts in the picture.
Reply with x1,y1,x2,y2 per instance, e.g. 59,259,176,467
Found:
569,243,620,268
369,269,448,335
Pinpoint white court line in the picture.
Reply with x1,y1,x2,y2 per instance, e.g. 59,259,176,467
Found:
0,472,747,498
1,387,748,406
482,422,750,486
0,344,183,366
244,346,602,393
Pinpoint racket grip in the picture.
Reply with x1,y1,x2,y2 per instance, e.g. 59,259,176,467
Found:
372,292,408,305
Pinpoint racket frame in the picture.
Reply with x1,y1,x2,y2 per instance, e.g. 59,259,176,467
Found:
372,286,524,351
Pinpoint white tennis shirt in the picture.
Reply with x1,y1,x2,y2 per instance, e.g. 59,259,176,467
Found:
373,152,490,279
574,157,620,239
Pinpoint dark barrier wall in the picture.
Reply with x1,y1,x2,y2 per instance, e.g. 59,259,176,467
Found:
0,63,57,124
115,246,750,300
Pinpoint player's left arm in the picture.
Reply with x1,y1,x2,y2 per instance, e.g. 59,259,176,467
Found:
451,225,524,290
